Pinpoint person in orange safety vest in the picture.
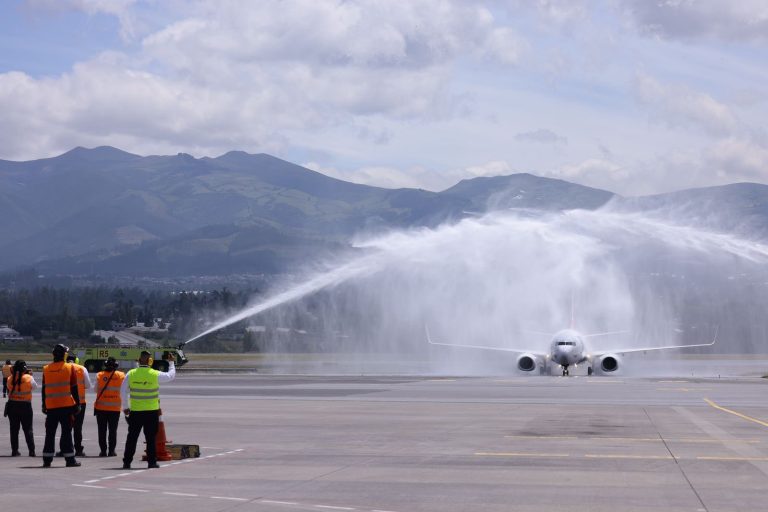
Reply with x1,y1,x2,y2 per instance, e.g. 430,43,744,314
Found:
5,360,37,456
93,357,125,457
41,344,81,468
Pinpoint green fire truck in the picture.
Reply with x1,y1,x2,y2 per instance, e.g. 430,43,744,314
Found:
71,346,188,373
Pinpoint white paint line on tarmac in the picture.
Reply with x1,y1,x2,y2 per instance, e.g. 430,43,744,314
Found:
119,488,150,492
163,492,198,497
261,500,299,505
72,484,105,489
315,506,356,511
211,496,248,501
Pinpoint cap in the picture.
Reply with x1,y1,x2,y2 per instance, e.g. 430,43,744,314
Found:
52,344,69,357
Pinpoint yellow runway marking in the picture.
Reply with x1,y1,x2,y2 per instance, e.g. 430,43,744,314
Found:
696,456,768,462
704,398,768,428
504,435,759,444
475,452,570,458
584,454,675,460
505,435,578,440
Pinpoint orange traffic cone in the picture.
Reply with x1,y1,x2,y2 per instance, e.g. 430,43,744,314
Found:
143,409,173,461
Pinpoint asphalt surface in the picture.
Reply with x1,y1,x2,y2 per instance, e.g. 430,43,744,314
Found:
1,370,768,511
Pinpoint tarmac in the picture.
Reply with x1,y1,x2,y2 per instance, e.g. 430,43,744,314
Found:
1,367,767,511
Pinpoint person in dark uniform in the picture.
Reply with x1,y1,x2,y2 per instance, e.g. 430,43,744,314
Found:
120,350,175,469
41,344,81,468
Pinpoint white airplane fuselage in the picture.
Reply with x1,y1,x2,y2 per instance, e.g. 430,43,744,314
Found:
549,329,588,368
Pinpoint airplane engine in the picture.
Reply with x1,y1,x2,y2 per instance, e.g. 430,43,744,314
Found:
516,354,539,372
598,354,622,373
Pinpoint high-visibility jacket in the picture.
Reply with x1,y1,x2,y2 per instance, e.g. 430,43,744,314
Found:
1,364,11,379
7,374,33,402
43,361,76,410
71,363,88,405
127,367,160,411
94,370,125,412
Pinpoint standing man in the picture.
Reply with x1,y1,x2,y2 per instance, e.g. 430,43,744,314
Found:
120,351,175,469
2,359,12,398
5,360,37,456
93,357,125,457
58,354,91,457
41,344,80,468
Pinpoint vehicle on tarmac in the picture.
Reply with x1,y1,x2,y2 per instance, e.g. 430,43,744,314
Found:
72,346,188,373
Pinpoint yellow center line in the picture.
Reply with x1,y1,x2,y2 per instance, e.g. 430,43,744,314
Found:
696,456,768,462
504,435,759,443
704,398,768,428
475,452,570,458
584,454,675,460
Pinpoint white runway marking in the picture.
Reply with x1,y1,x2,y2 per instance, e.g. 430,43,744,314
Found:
118,488,149,492
211,496,248,501
261,500,299,505
163,492,198,497
315,506,356,511
72,484,105,489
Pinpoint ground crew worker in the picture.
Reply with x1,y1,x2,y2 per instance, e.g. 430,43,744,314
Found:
5,360,37,456
41,344,81,468
56,354,91,457
120,351,175,469
2,360,12,397
94,357,125,457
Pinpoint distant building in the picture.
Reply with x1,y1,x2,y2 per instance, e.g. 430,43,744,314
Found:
0,324,24,343
90,330,159,348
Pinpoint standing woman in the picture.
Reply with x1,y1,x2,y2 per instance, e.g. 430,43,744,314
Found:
6,360,37,456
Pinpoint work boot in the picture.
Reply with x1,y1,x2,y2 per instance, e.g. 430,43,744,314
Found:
11,451,20,457
28,451,35,457
75,449,86,457
65,458,81,467
108,451,117,457
99,451,107,457
42,458,52,468
147,463,160,469
122,462,131,469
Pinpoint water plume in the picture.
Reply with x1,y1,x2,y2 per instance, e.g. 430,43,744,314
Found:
186,207,768,373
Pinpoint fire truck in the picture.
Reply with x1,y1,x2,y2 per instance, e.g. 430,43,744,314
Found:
72,346,188,373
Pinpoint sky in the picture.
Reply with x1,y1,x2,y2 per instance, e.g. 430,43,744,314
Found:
1,0,767,195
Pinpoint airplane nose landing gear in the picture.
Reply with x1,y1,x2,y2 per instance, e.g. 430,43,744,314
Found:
562,365,569,376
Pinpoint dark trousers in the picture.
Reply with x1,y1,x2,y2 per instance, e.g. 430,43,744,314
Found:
43,407,76,463
2,378,7,396
59,402,86,453
7,401,34,455
95,410,120,454
123,410,159,465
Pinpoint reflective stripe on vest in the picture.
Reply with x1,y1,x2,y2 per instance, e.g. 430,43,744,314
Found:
94,370,125,412
127,367,160,411
8,374,33,402
43,361,76,409
72,364,87,405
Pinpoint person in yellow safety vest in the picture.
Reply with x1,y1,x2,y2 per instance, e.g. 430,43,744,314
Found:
93,357,125,457
2,359,12,398
5,360,37,456
119,350,175,469
41,344,81,468
55,354,91,457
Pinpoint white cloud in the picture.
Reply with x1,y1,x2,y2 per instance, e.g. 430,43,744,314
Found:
515,128,567,144
622,0,768,43
634,73,739,136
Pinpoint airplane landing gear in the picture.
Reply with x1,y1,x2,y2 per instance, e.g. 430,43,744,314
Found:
562,366,569,376
587,366,593,376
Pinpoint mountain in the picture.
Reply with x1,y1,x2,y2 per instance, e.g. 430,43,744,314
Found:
2,146,767,279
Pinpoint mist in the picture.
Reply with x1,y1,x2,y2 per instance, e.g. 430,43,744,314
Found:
187,206,768,374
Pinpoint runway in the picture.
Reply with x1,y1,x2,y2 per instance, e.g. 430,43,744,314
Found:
2,373,767,511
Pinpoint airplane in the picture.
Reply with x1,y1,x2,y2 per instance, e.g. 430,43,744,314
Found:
426,326,718,376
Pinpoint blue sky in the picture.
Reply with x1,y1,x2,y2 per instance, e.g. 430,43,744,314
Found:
1,0,767,195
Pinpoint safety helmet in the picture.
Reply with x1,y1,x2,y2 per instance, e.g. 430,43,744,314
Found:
52,344,69,358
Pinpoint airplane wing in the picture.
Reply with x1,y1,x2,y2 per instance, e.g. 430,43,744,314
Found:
591,328,718,356
425,326,548,357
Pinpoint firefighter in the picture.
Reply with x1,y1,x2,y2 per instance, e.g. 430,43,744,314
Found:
5,360,37,456
120,350,175,469
55,354,91,457
2,359,12,398
41,344,80,468
93,357,125,457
